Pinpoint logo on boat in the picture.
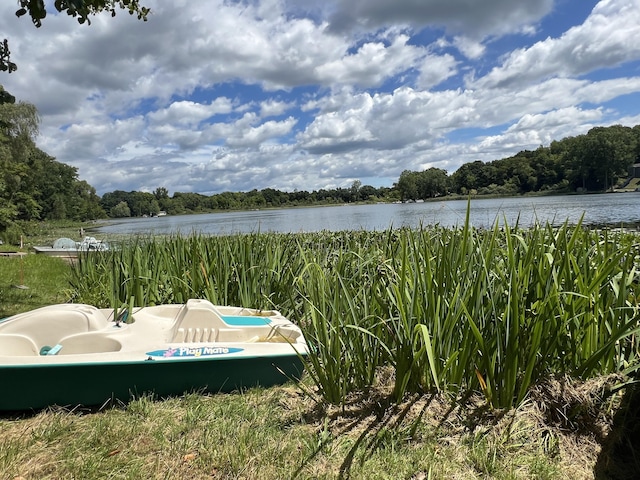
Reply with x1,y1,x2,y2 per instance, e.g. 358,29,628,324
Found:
146,346,244,358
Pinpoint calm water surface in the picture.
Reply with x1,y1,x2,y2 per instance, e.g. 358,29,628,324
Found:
95,193,640,236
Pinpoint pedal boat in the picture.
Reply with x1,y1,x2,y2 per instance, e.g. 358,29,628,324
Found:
0,299,307,411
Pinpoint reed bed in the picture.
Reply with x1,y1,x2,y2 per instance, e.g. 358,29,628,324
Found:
68,218,640,410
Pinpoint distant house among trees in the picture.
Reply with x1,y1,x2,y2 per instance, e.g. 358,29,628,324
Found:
629,163,640,178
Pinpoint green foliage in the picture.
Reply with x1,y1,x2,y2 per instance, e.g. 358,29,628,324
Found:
0,200,18,231
565,125,638,191
96,123,637,218
109,200,131,218
16,0,150,28
0,94,105,232
397,168,449,201
0,101,38,141
68,220,640,410
0,223,23,245
0,44,16,74
3,1,150,72
429,124,640,197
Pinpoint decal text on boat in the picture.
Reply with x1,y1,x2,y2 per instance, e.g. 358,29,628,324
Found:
146,346,244,358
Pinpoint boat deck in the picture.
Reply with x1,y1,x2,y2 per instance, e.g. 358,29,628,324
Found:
0,299,307,365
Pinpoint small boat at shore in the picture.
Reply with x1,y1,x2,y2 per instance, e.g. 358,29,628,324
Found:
33,236,109,257
0,299,307,411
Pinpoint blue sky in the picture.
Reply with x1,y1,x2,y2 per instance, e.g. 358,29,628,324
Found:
1,0,639,195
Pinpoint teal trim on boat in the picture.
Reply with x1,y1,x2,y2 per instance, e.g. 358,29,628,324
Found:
221,315,272,326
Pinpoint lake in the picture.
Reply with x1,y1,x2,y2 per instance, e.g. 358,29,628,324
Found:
95,193,640,236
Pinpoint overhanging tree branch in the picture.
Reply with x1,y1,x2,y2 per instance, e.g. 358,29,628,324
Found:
3,0,150,72
0,40,18,74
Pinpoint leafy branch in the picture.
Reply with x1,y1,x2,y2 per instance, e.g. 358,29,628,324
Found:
3,0,151,73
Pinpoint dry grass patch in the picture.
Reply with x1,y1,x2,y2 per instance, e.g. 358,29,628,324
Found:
293,372,632,479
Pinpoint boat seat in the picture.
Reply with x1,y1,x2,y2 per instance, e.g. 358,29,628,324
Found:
168,299,290,343
0,334,39,356
0,304,111,352
169,299,224,343
57,332,122,355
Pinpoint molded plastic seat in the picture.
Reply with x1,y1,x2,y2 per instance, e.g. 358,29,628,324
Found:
57,333,122,354
0,334,38,356
169,299,224,343
0,304,111,350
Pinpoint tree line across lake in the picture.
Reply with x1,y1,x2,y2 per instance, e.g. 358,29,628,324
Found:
1,86,640,242
82,123,640,219
397,124,640,201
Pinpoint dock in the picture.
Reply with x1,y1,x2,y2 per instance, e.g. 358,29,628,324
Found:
0,252,27,258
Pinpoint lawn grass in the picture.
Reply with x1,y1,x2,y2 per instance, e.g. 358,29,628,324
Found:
0,219,115,317
0,254,73,318
0,386,581,479
2,377,636,479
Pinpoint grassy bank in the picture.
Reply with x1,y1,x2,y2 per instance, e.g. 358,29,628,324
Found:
1,221,640,478
0,254,72,318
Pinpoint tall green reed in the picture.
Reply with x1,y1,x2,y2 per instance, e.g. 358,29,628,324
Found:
67,219,640,410
292,234,393,404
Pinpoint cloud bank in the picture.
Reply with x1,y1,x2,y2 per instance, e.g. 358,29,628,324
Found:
0,0,639,195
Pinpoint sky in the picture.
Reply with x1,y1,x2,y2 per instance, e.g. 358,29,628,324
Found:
1,0,640,196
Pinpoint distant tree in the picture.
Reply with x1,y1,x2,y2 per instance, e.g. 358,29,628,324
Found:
245,189,266,208
289,189,311,205
212,191,242,210
172,192,206,213
71,180,105,220
153,187,171,211
0,98,39,224
110,201,130,218
23,148,76,220
147,198,160,216
260,188,286,207
153,187,169,200
504,156,537,192
450,161,486,193
529,146,562,191
3,1,150,72
396,170,419,201
417,168,449,198
359,184,378,200
100,190,129,213
350,180,362,201
127,191,158,216
586,125,636,190
633,125,640,163
0,89,105,226
563,126,637,191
